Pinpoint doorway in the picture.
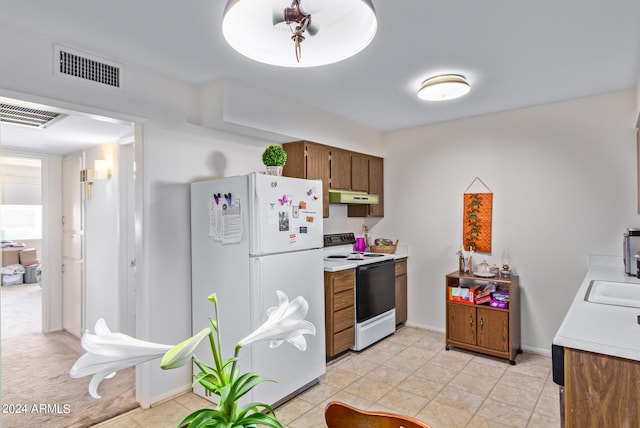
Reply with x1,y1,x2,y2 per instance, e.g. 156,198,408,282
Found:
0,99,139,426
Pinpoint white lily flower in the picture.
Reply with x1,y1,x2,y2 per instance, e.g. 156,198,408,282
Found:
237,290,316,351
70,319,175,399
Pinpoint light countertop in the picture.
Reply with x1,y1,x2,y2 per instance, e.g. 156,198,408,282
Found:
323,245,409,272
553,255,640,361
323,260,358,272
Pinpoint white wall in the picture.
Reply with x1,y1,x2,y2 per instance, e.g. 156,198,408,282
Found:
197,79,385,155
132,121,269,405
377,90,639,353
84,143,121,330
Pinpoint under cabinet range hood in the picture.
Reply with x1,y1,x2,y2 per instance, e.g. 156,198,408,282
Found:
329,189,379,204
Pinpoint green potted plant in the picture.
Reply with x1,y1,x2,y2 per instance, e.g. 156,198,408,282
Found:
70,291,315,428
262,145,287,176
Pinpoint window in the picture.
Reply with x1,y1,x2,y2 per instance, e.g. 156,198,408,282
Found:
1,205,43,240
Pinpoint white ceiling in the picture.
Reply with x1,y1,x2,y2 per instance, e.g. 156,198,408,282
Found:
0,0,639,152
0,99,134,155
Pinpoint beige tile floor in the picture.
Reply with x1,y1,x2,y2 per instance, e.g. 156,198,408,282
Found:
94,327,561,428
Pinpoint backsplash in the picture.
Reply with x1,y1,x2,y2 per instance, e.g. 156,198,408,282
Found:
322,204,381,237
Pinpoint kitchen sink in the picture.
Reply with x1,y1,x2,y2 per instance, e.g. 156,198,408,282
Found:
585,280,640,309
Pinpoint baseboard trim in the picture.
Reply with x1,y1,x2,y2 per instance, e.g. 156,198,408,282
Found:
148,385,193,408
404,321,444,333
404,322,551,357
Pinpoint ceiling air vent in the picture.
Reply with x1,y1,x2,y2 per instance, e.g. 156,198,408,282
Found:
54,45,122,88
0,103,66,128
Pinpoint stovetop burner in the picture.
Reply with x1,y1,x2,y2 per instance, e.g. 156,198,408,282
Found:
325,252,388,261
323,233,395,265
351,252,384,257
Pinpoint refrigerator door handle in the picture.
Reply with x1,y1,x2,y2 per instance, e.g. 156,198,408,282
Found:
249,174,260,255
250,257,263,328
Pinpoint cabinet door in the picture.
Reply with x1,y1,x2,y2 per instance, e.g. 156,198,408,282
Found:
305,143,330,218
330,149,351,190
348,155,384,218
395,259,407,325
447,303,476,345
368,156,384,217
351,154,369,192
282,141,306,179
324,269,355,356
477,307,509,352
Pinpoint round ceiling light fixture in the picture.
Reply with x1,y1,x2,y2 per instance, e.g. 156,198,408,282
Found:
222,0,377,67
418,74,470,101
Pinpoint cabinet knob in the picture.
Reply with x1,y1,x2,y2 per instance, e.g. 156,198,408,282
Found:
469,315,473,326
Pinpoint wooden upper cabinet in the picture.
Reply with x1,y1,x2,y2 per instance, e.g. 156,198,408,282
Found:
283,140,384,218
282,141,330,218
368,156,384,217
305,144,330,218
348,155,384,217
282,141,306,179
351,154,369,192
330,148,351,190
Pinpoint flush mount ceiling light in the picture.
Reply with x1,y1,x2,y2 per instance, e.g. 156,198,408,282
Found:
222,0,377,67
418,74,471,101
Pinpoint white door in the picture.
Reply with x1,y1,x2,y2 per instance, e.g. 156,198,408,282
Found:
62,155,83,338
122,143,136,335
250,173,323,256
248,248,326,405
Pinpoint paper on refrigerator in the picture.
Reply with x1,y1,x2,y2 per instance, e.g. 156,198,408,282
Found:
209,197,243,243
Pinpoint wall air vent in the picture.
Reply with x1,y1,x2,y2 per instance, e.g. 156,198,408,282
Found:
0,103,66,128
54,45,122,89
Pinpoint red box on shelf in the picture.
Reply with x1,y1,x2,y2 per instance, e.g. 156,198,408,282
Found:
448,286,482,304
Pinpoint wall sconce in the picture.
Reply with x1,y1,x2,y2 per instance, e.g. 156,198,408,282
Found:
80,169,94,199
94,159,112,180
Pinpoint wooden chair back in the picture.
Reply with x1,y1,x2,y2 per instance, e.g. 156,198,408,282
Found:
324,401,432,428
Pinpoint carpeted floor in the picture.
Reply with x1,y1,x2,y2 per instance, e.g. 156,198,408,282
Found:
1,283,138,427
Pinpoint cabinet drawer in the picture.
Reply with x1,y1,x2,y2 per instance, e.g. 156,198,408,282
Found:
334,326,355,352
333,269,354,293
395,259,407,276
334,290,354,311
334,306,354,332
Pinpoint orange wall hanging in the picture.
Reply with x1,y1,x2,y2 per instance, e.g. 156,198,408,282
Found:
463,177,493,253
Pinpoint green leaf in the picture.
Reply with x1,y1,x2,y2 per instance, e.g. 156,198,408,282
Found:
235,402,276,420
179,408,225,428
194,358,218,373
230,372,274,400
237,412,283,428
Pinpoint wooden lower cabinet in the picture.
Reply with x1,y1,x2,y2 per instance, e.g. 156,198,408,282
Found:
445,271,520,363
447,303,476,345
564,347,640,427
476,307,509,352
395,258,407,326
324,269,355,357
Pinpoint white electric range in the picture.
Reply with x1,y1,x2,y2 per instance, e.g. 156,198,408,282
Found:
323,233,396,351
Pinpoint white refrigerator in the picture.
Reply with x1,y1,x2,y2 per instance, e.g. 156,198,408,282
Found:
190,172,325,406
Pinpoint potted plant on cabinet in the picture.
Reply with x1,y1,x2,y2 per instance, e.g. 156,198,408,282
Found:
262,145,287,176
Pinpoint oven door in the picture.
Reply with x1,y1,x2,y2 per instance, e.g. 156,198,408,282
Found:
355,260,395,323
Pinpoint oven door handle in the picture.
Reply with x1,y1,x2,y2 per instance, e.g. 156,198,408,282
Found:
358,262,385,272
